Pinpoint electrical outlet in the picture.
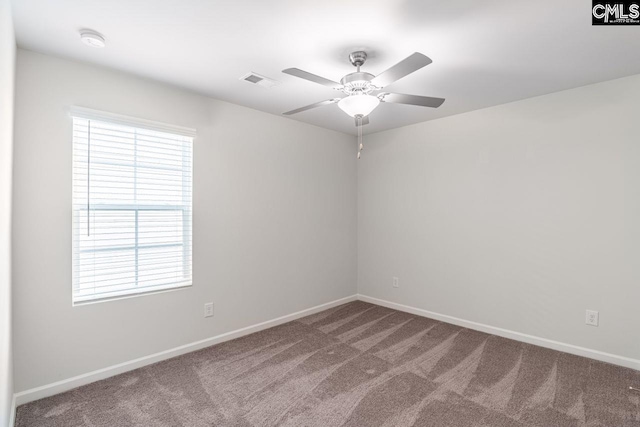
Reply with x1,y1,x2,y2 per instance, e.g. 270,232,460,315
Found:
585,309,598,326
204,302,214,318
392,277,399,288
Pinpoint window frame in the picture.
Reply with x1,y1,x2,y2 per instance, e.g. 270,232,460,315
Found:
70,107,195,305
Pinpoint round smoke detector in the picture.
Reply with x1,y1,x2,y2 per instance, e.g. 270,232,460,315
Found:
80,30,106,48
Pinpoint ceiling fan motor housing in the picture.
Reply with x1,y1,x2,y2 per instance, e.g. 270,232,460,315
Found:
341,72,376,95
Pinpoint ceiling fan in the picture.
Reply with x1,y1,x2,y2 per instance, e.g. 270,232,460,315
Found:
282,51,445,126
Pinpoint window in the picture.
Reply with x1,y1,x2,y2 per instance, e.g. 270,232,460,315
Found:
71,107,194,304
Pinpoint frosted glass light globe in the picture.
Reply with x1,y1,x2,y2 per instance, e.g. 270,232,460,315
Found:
338,94,380,117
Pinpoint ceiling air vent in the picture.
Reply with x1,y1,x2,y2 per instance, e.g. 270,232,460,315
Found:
240,72,279,89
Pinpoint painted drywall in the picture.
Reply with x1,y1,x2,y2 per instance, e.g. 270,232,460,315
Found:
0,0,15,424
358,74,640,362
12,49,357,392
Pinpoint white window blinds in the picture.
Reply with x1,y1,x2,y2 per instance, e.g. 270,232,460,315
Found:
71,108,194,303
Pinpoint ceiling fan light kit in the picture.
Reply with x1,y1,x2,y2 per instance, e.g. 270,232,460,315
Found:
338,95,380,118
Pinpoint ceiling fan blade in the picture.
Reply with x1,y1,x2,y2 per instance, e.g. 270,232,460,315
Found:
355,116,370,126
371,53,433,88
379,92,445,108
282,68,342,89
282,98,341,115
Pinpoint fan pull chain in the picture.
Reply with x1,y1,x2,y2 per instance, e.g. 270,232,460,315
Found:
357,115,363,159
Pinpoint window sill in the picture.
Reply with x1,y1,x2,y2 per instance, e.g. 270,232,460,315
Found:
72,282,193,306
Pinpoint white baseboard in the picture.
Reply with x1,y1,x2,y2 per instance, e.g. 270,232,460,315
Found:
13,294,358,407
358,294,640,372
8,394,16,427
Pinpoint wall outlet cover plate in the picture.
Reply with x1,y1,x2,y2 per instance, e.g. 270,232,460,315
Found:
586,309,599,326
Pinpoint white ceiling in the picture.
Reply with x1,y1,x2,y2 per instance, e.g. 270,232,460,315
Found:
11,0,640,135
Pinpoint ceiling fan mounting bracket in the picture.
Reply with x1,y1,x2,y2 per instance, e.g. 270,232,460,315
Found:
349,51,368,68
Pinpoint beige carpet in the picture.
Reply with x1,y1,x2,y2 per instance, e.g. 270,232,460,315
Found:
16,301,640,426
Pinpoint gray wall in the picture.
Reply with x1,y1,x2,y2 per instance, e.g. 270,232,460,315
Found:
358,74,640,362
12,49,357,392
0,0,14,424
